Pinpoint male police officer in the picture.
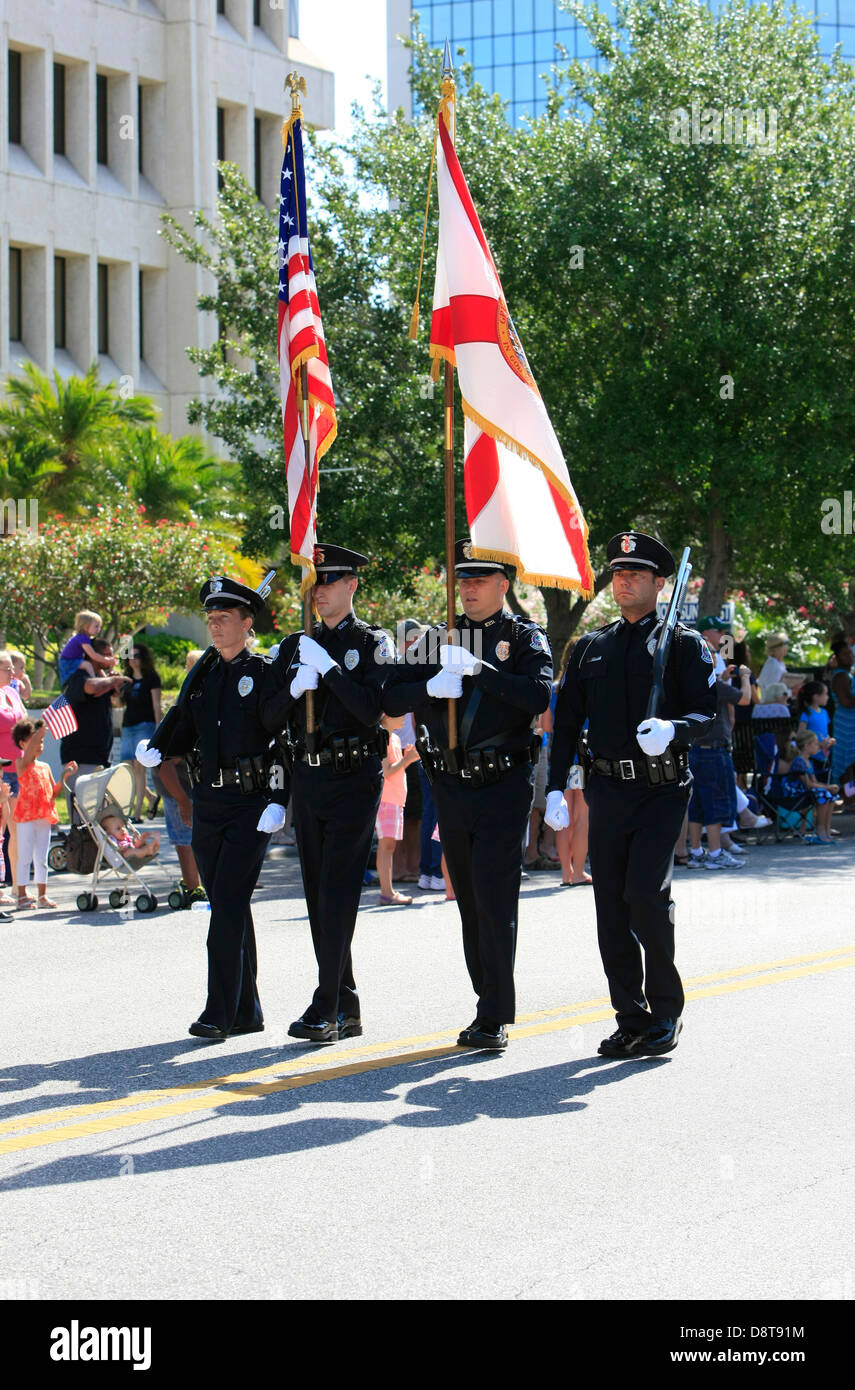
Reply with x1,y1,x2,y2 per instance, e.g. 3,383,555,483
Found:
545,532,716,1058
383,540,552,1050
265,545,393,1044
138,577,286,1041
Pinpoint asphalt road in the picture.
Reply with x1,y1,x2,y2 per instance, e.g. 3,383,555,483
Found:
0,821,852,1305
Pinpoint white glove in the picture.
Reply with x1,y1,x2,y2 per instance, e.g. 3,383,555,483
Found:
135,739,162,768
299,634,337,676
426,669,463,699
636,717,676,756
440,643,482,676
256,804,287,834
267,642,280,662
290,663,319,699
544,789,570,832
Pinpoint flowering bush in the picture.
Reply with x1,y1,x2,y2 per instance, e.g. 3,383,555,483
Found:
0,502,232,667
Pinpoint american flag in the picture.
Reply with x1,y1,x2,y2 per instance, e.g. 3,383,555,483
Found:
278,113,336,594
43,694,78,741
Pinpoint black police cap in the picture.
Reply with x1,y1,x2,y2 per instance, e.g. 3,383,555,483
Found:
607,531,675,577
199,576,265,616
312,544,369,581
454,538,509,579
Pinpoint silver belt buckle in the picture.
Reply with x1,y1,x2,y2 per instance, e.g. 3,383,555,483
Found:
460,768,472,780
306,752,322,768
210,768,224,788
619,759,635,780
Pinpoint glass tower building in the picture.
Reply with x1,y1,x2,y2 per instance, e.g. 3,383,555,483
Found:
396,1,855,125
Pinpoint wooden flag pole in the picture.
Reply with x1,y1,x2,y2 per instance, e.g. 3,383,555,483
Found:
284,69,315,735
440,40,458,755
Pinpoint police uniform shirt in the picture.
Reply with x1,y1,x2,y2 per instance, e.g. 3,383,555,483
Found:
383,610,553,748
265,613,392,740
164,648,280,781
548,612,716,790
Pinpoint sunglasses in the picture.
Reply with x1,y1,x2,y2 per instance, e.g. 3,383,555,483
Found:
314,572,353,587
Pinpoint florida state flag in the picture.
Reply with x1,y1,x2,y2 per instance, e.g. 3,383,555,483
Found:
429,114,593,595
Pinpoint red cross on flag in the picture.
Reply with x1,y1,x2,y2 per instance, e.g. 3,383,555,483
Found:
429,115,593,595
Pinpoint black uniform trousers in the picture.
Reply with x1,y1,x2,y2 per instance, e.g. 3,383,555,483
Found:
290,759,383,1023
585,772,688,1030
191,785,269,1032
432,762,534,1024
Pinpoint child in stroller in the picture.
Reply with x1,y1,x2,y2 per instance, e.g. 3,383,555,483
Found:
100,812,160,862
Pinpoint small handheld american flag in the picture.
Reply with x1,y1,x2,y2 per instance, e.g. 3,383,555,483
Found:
43,695,78,741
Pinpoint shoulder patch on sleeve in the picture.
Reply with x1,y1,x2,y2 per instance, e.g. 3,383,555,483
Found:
530,629,551,656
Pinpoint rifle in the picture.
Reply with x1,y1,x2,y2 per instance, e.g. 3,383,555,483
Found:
148,569,277,757
645,547,692,720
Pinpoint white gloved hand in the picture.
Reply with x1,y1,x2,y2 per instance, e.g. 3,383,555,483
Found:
136,739,162,768
266,642,280,663
299,634,337,676
544,789,570,832
426,669,464,699
256,803,287,834
636,717,676,756
290,663,319,699
440,643,482,676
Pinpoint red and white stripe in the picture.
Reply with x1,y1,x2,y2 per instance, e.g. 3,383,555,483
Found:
279,238,336,591
430,114,593,595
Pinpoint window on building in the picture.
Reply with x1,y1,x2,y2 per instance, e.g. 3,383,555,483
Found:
8,50,22,146
217,105,225,192
217,0,226,14
254,116,263,199
254,0,262,25
139,270,145,361
138,85,144,173
54,62,66,156
54,256,67,349
96,73,108,165
98,263,109,355
9,249,23,342
290,0,299,39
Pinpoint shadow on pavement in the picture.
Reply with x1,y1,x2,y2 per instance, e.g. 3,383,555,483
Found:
0,1050,665,1190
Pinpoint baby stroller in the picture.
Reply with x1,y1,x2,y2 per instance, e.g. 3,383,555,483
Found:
69,764,161,913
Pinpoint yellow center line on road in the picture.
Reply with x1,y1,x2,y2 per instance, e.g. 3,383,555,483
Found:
0,947,853,1159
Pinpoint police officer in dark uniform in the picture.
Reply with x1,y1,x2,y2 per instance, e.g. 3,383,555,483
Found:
383,539,553,1050
264,544,394,1045
544,532,716,1058
138,577,285,1042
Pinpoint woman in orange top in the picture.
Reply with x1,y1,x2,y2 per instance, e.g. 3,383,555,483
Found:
12,719,76,910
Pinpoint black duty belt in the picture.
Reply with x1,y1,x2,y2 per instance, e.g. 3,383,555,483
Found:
197,754,269,793
297,732,385,772
590,749,688,785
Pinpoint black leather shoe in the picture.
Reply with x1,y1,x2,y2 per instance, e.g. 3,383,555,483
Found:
598,1027,649,1058
230,1020,265,1036
188,1020,228,1042
641,1017,682,1055
337,1014,363,1039
287,1014,338,1044
457,1019,508,1050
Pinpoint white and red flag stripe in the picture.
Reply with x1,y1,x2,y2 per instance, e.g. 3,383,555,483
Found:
429,112,593,594
43,695,78,741
278,114,336,593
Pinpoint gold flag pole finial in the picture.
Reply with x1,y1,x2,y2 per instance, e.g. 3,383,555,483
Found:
283,71,306,148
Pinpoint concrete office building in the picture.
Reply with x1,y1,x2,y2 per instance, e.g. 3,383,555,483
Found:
388,0,855,126
1,0,334,434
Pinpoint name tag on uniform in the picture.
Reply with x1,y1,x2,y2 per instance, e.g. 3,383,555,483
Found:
344,649,360,670
238,676,254,696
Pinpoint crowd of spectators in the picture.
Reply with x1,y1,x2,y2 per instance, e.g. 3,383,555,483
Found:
1,612,854,906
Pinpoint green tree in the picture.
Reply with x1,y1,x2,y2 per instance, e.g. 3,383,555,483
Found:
162,0,855,650
119,426,241,527
0,361,156,515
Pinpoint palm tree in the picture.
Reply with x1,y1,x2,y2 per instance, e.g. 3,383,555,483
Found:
119,427,242,527
0,361,156,515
